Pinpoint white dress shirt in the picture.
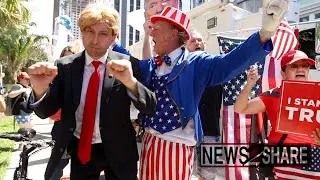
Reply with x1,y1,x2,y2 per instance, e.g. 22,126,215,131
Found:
73,51,108,144
146,48,197,146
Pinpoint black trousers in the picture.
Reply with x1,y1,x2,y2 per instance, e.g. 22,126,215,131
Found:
68,136,119,180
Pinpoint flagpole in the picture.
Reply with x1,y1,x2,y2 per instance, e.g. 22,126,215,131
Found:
210,19,320,36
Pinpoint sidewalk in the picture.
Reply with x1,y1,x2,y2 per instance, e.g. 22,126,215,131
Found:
4,115,222,180
4,116,69,180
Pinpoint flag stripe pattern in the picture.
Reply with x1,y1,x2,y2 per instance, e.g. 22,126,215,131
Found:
274,146,320,179
223,106,252,180
218,36,264,180
157,6,190,32
218,20,300,179
275,167,320,180
262,20,298,92
139,133,194,180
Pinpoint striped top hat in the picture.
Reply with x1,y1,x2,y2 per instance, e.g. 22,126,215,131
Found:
151,6,191,40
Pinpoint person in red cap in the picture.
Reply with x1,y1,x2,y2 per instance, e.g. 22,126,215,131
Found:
234,49,320,179
128,0,289,178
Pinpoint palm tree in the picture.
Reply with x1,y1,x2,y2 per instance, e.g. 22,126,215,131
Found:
0,27,48,83
0,0,30,28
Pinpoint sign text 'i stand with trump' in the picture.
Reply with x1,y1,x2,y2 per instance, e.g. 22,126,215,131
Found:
277,80,320,136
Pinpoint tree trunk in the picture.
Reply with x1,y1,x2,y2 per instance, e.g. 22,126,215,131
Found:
5,64,19,84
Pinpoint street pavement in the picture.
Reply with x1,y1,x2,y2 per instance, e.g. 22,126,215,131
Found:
4,115,224,180
4,115,69,180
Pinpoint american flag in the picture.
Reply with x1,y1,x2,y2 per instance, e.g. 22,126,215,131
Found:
274,144,320,180
218,36,262,180
218,20,311,180
144,74,182,133
262,20,298,92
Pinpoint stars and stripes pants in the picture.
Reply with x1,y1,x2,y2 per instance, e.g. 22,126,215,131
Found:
139,133,194,180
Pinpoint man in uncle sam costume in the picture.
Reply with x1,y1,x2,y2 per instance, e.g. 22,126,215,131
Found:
133,0,289,179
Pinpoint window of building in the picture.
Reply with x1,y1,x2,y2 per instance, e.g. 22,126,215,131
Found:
197,0,205,6
315,13,320,19
114,0,120,12
130,0,134,12
129,26,133,45
236,0,261,13
136,0,140,10
207,17,217,29
299,28,316,60
300,16,309,22
135,30,140,42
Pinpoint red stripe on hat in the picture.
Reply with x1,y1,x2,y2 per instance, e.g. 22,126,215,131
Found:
186,19,190,28
170,10,177,20
180,13,186,26
162,7,172,16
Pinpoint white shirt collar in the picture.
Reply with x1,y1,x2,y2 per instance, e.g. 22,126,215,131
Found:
166,47,183,67
85,50,108,65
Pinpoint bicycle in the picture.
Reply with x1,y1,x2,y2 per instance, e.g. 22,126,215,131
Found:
0,128,55,180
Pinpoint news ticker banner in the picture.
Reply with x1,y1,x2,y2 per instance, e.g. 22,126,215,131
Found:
277,80,320,136
200,143,310,167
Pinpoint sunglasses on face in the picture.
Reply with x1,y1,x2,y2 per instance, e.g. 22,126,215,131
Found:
288,63,310,69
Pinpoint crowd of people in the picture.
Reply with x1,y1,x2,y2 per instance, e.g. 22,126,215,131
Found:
1,0,320,179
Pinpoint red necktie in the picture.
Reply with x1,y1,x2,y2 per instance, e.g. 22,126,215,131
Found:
78,61,101,164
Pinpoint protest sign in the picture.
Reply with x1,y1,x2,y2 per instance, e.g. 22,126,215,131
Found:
277,80,320,136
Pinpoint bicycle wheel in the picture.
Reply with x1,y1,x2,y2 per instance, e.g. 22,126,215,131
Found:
13,167,25,180
13,168,19,180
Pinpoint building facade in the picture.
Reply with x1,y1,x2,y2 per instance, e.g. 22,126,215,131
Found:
57,0,113,40
299,0,320,22
126,0,143,47
28,0,54,36
53,0,143,47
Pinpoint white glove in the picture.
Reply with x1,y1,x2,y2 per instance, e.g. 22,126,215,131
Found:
260,0,289,39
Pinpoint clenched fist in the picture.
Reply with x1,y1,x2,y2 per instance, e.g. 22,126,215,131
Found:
106,60,137,90
260,0,289,39
28,62,58,99
246,65,260,86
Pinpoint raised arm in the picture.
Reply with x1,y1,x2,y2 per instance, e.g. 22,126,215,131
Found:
194,32,271,89
142,20,153,59
195,0,288,86
234,66,266,114
259,0,288,43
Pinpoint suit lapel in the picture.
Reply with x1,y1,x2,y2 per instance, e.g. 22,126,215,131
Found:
168,49,188,83
100,56,115,106
71,52,85,111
